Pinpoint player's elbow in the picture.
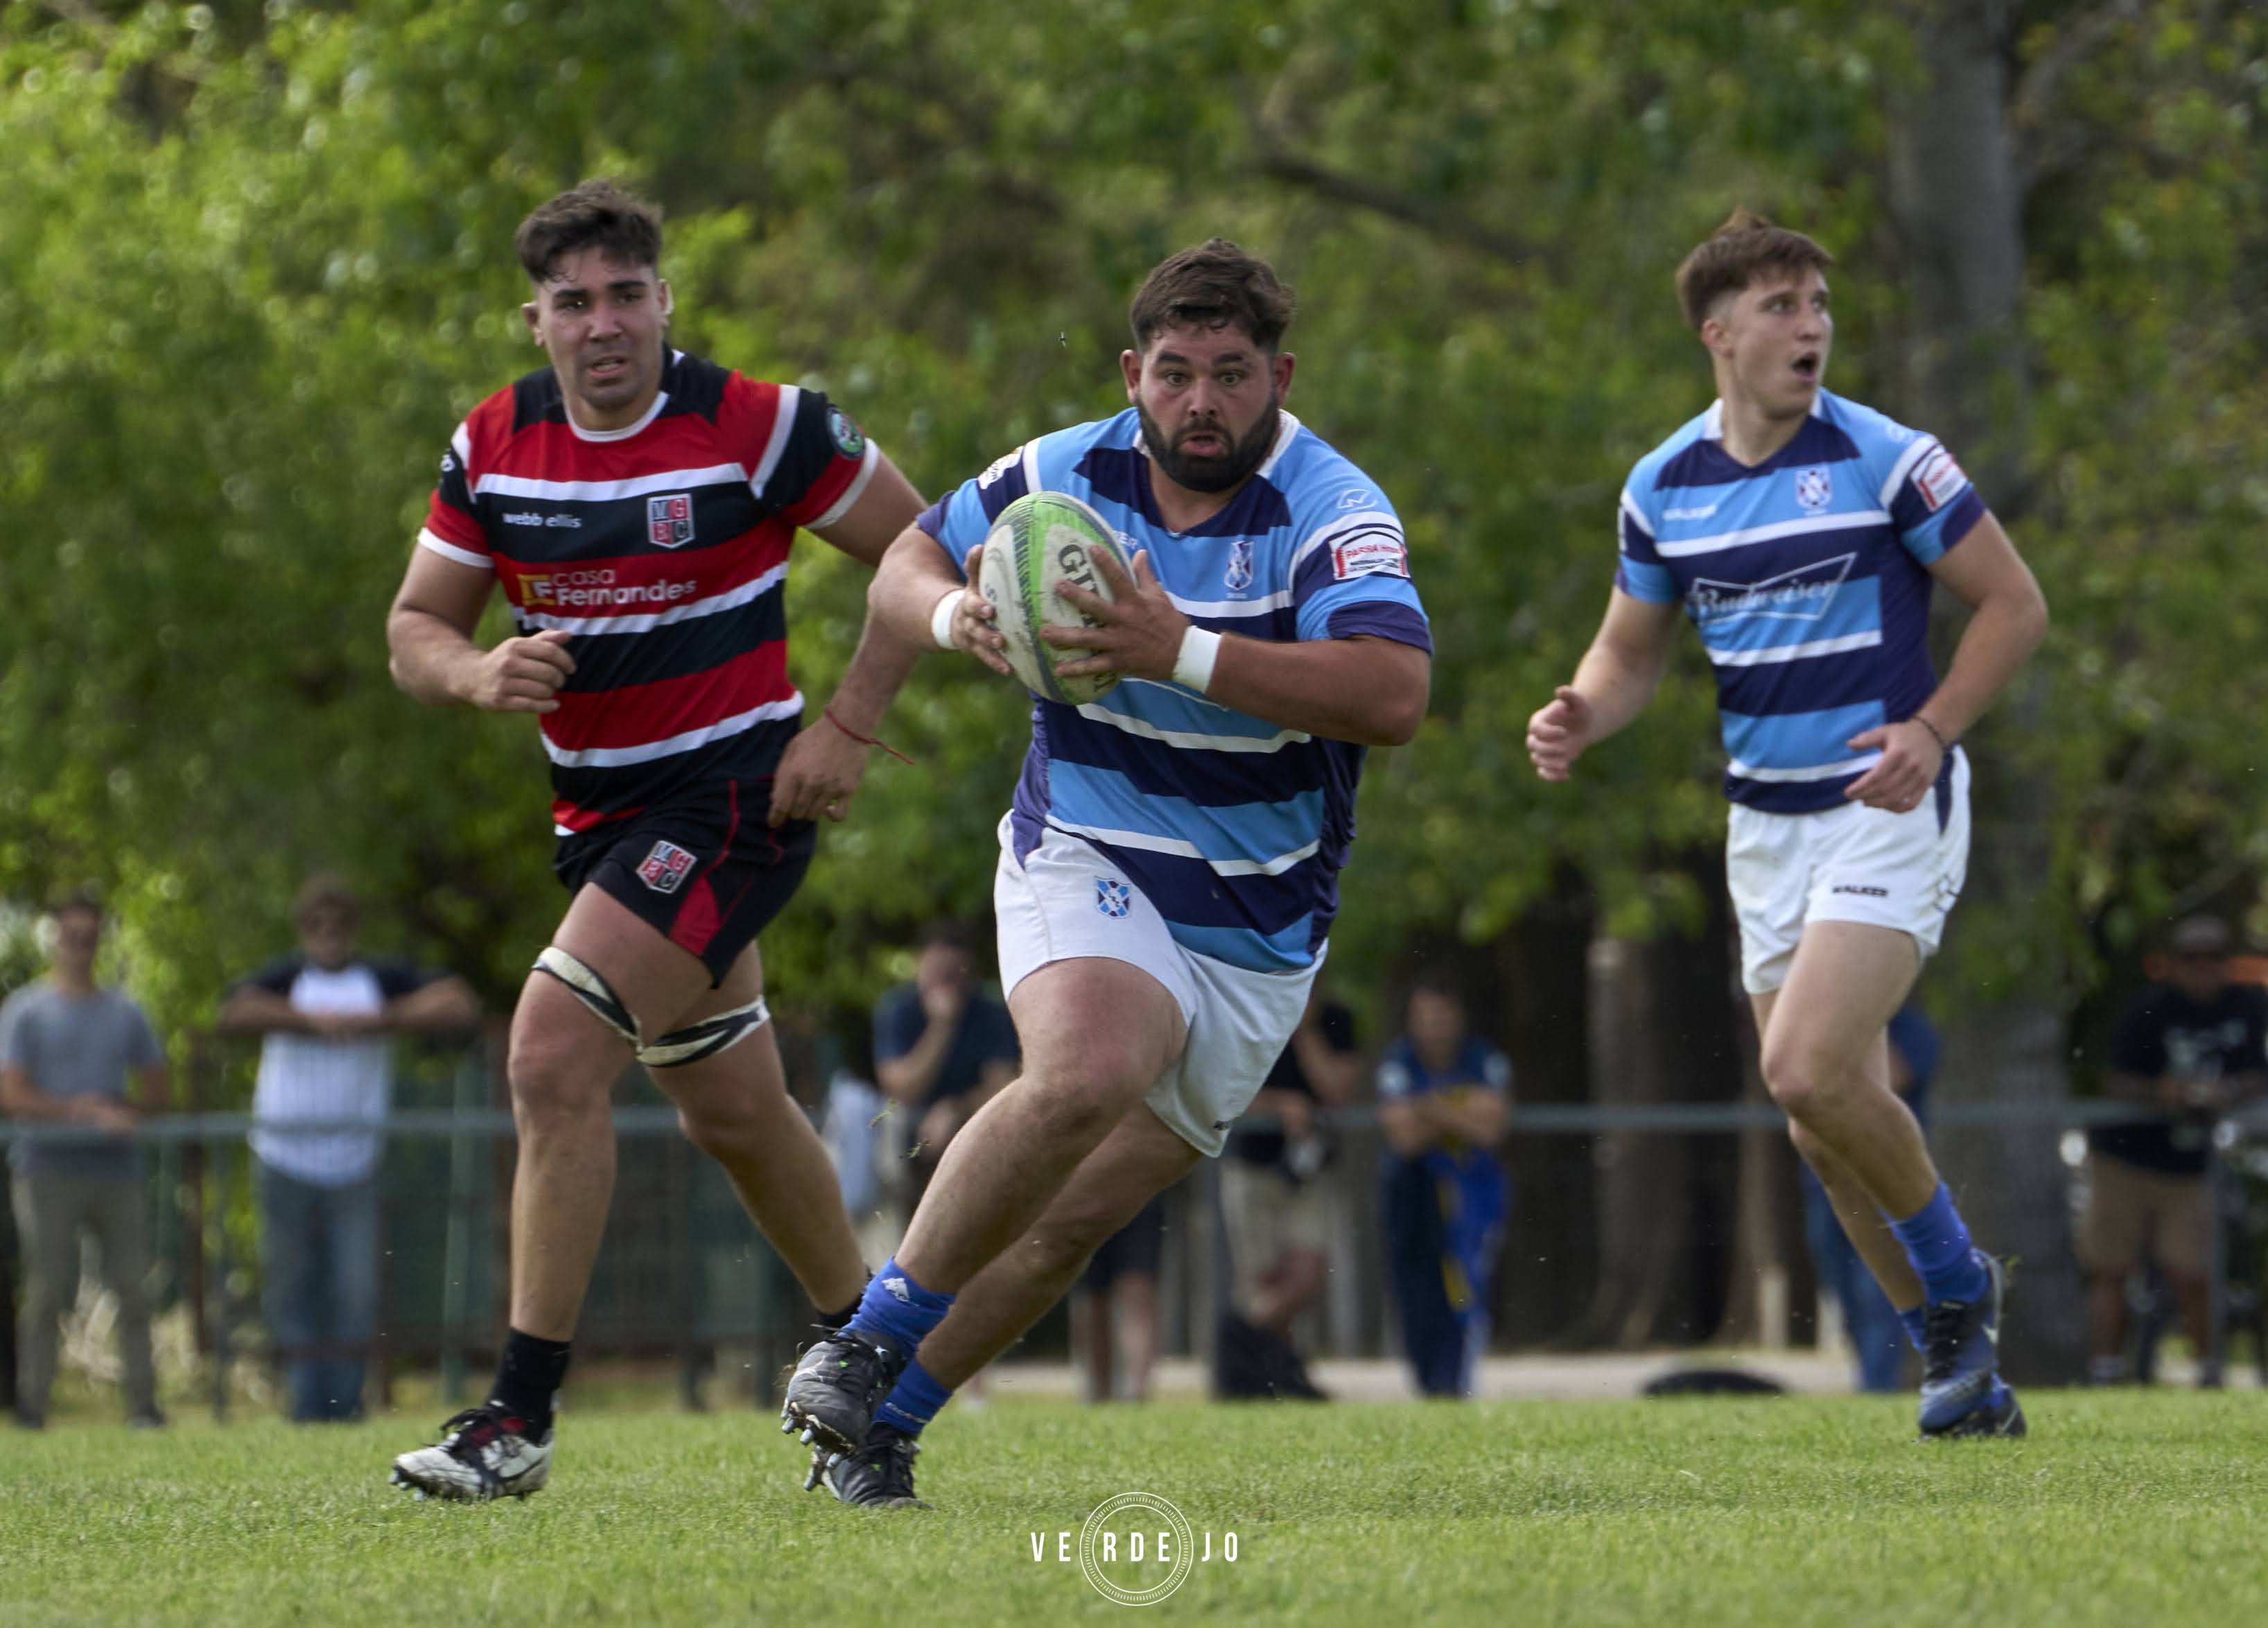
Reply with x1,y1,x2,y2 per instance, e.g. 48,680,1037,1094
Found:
1362,670,1430,747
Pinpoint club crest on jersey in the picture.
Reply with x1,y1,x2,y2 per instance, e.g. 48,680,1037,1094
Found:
647,493,695,549
1912,446,1968,512
636,840,699,894
1095,878,1132,919
1224,538,1255,595
1794,465,1832,513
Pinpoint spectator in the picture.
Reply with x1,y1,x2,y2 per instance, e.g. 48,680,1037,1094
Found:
2082,915,2267,1387
0,894,168,1429
1072,1195,1167,1403
1802,1005,1939,1392
1217,987,1359,1400
1377,974,1510,1398
217,875,477,1422
872,920,1018,1189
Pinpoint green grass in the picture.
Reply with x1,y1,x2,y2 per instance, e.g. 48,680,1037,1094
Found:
2,1389,2265,1626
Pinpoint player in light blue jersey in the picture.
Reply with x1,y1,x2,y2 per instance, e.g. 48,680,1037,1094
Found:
781,241,1431,1504
1528,211,2048,1439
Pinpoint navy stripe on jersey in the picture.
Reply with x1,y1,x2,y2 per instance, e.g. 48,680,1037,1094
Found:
548,720,796,827
1653,415,1861,492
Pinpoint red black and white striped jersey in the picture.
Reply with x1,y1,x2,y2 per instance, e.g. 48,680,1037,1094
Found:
418,351,878,834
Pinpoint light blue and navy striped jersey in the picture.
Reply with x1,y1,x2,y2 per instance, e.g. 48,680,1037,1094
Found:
1615,390,1988,813
917,408,1430,972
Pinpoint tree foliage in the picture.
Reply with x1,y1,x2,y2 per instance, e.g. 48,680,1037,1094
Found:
2,0,2265,1061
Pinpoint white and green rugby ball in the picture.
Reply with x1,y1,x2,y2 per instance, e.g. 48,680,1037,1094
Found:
978,491,1131,706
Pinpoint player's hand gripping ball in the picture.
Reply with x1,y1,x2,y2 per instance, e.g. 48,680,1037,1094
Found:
978,492,1132,706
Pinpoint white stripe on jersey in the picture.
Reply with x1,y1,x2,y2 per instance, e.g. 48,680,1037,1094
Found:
807,440,880,530
747,384,802,496
1291,508,1408,569
1707,630,1884,668
539,695,805,768
1877,435,1940,508
1043,817,1322,878
417,528,492,570
1727,750,1883,783
1655,508,1890,560
1619,488,1654,542
1072,698,1311,754
515,562,787,637
1167,587,1295,618
473,462,749,504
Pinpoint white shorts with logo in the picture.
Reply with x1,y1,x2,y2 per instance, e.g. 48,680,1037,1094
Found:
1725,749,1971,995
993,815,1322,1157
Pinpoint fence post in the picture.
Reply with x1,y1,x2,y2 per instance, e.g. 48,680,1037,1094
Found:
438,1048,482,1408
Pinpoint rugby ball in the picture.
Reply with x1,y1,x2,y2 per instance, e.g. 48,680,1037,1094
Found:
977,491,1131,707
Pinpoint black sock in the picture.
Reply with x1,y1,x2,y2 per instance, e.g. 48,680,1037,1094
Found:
491,1328,572,1436
817,1283,866,1330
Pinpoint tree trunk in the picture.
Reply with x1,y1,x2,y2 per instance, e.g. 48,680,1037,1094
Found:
1565,852,1745,1349
1882,0,2087,1383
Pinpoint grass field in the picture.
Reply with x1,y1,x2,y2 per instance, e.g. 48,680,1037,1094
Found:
3,1388,2265,1626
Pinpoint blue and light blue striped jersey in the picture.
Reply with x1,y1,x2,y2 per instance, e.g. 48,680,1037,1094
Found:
1615,390,1989,813
917,408,1431,972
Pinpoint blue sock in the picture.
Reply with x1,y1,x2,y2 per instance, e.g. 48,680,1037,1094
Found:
875,1360,954,1437
1888,1184,1988,1304
844,1256,954,1357
1899,1307,1928,1352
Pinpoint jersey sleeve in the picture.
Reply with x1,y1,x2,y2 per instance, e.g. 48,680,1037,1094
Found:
914,444,1032,581
1874,428,1987,565
417,420,491,570
1614,483,1678,603
230,956,305,998
124,1000,164,1070
369,958,442,1003
733,379,880,531
1289,480,1431,650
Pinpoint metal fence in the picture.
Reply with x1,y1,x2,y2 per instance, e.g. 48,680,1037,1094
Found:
4,1057,2263,1417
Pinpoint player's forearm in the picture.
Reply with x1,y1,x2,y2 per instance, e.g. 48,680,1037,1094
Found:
1912,581,2048,742
387,978,481,1034
1205,636,1429,747
387,608,485,707
1,1071,104,1124
877,1023,953,1104
818,614,925,739
869,528,963,655
1566,638,1669,747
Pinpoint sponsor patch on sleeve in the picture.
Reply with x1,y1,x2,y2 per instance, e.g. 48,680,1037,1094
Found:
1332,528,1411,581
1911,445,1969,513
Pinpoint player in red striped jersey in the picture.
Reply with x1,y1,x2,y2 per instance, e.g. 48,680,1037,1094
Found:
383,180,926,1501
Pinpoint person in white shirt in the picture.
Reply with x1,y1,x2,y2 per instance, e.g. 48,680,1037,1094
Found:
218,875,478,1421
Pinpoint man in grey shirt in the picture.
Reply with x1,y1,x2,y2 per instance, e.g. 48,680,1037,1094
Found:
0,894,168,1428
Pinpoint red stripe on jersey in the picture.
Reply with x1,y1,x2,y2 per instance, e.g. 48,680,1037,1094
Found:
553,801,645,835
492,537,791,620
424,497,487,553
541,641,792,754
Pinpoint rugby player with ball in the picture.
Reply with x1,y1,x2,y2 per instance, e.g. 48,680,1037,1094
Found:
780,240,1432,1506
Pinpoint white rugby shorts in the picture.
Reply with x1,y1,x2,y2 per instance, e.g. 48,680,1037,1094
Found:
1725,749,1971,995
993,815,1321,1157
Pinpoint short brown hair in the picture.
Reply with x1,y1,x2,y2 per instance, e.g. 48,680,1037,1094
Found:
293,872,360,929
1128,239,1298,354
515,179,665,284
1674,209,1834,331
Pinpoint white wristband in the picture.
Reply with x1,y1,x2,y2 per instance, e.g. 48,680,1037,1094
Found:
1171,627,1222,695
930,587,963,651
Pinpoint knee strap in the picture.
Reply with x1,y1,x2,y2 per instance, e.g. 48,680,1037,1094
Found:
637,995,770,1069
532,946,642,1048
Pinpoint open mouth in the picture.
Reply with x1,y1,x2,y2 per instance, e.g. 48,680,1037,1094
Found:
586,356,631,384
1179,431,1226,457
1791,352,1821,383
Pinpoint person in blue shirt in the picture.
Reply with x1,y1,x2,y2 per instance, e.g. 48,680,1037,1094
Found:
1526,210,2048,1440
1802,1005,1938,1393
871,920,1020,1194
1377,974,1510,1398
783,239,1431,1505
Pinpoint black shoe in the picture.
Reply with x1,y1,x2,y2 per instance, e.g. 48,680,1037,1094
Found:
1919,1251,2016,1437
824,1421,931,1509
1927,1385,2027,1440
11,1407,45,1431
779,1328,907,1488
389,1404,553,1501
127,1408,168,1431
